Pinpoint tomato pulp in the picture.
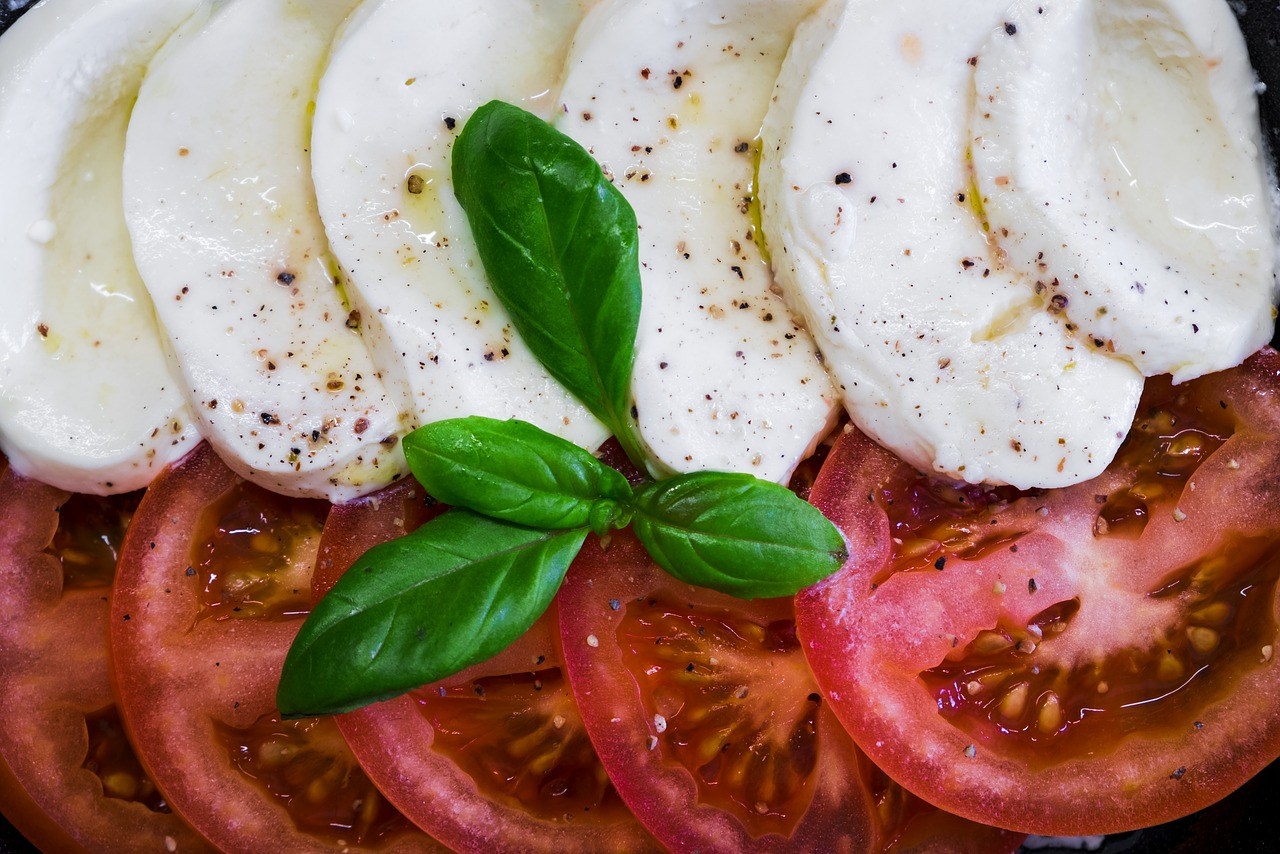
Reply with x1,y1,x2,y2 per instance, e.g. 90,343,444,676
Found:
800,349,1280,835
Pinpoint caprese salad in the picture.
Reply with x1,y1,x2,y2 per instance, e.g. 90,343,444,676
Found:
0,0,1277,851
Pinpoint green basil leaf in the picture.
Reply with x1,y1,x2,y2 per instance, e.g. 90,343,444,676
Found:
452,100,648,468
403,416,633,534
276,510,587,717
630,472,848,599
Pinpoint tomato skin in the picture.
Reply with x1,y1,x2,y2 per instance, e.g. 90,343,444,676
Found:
311,481,660,854
0,459,210,853
799,350,1280,836
109,443,437,853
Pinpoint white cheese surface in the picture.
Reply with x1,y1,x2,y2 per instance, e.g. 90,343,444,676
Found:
310,0,608,452
0,0,202,495
556,0,837,483
972,0,1277,382
124,0,411,502
760,0,1146,489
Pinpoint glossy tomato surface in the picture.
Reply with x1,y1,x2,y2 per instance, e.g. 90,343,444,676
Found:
557,528,1022,853
311,480,659,853
801,351,1280,836
0,458,209,853
109,443,439,853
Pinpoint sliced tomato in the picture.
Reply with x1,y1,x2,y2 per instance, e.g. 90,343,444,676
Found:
109,443,441,853
310,480,659,853
556,528,1022,853
0,459,209,852
800,349,1280,835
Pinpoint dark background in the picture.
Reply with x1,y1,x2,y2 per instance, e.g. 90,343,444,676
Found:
0,0,1279,851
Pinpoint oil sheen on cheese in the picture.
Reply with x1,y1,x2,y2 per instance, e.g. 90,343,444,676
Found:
124,0,411,502
310,0,608,452
0,0,203,495
971,0,1278,382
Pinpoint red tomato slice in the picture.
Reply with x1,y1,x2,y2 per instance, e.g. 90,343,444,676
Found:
0,458,209,853
310,480,660,854
800,349,1280,836
109,443,441,853
556,529,1023,853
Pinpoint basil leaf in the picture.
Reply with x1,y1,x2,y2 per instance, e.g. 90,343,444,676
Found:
452,100,648,468
630,472,848,599
276,510,587,717
403,416,633,534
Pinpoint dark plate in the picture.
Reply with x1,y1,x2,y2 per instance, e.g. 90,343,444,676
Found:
0,1,1277,852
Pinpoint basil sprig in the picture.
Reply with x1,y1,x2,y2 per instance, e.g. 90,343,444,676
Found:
276,102,848,718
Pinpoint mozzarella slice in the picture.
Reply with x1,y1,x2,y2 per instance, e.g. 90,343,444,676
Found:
555,0,837,483
311,0,607,451
0,0,202,495
760,0,1145,489
124,0,411,502
971,0,1277,382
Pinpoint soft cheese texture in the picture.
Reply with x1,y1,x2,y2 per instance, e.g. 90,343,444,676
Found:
556,0,837,483
760,0,1146,489
124,0,410,502
310,0,608,452
0,0,202,495
972,0,1278,382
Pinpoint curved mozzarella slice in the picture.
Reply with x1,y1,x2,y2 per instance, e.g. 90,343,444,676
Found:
556,0,837,482
0,0,202,495
311,0,607,451
124,0,410,502
760,0,1144,489
971,0,1277,382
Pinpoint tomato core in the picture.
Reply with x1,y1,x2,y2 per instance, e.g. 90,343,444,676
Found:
617,595,821,839
191,481,328,621
81,705,169,813
216,712,413,847
50,492,142,590
416,668,630,824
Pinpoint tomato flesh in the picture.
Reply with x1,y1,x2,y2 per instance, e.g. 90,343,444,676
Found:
82,705,169,813
924,536,1279,761
111,443,435,852
193,480,328,622
889,375,1271,760
617,595,820,838
418,667,629,823
800,350,1280,835
0,461,209,852
309,480,656,853
218,712,413,847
